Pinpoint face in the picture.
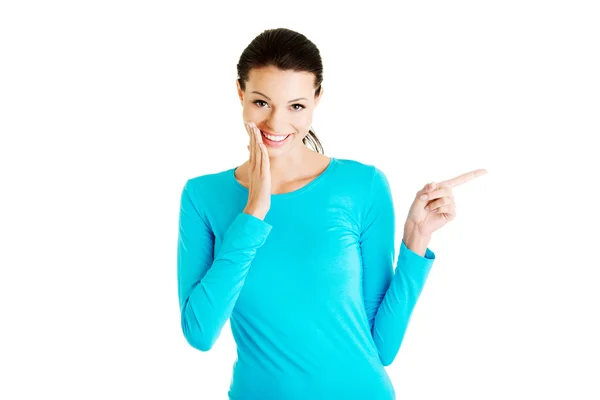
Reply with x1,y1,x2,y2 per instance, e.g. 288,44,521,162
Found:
236,66,322,157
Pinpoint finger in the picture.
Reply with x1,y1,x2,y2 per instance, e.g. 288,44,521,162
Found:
420,187,451,201
433,204,457,219
257,142,262,172
418,181,435,195
429,199,455,212
253,125,262,171
440,169,488,188
254,125,264,145
245,121,250,150
260,143,269,174
248,123,255,170
425,196,453,211
250,123,255,170
245,121,253,139
255,125,264,169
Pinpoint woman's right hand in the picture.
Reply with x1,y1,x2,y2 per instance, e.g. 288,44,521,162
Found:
243,121,271,220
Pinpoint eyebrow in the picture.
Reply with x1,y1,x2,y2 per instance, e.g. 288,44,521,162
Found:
251,91,308,103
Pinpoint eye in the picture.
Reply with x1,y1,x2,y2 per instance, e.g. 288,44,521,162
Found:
252,100,305,111
253,100,268,108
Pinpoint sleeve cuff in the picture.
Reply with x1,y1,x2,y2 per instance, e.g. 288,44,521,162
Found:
399,239,435,270
223,212,273,247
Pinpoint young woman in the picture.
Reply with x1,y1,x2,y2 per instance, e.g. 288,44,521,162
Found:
177,27,487,400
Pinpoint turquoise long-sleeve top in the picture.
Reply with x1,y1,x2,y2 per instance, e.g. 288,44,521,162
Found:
177,157,435,400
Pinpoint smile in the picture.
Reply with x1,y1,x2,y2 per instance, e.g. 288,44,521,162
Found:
260,130,292,147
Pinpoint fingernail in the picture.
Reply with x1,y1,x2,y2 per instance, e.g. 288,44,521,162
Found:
420,194,428,200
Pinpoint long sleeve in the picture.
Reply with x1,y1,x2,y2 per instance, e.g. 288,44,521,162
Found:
359,167,435,366
177,179,272,351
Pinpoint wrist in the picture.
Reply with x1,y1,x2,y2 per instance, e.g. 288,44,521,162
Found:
243,207,266,220
402,230,431,257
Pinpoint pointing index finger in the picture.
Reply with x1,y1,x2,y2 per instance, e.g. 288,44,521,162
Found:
441,169,488,188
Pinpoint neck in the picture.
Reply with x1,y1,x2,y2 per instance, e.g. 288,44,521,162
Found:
267,146,316,183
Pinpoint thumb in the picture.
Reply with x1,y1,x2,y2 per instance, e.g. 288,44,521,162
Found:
419,181,434,193
425,181,436,192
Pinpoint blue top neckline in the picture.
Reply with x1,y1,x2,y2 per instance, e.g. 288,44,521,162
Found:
229,157,337,199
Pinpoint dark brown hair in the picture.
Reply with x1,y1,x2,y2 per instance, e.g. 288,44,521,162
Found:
236,28,324,154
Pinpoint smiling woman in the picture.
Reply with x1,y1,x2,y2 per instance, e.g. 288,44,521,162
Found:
235,29,325,156
177,27,438,400
237,66,323,157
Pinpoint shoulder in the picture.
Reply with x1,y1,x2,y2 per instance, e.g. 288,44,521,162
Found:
332,158,393,226
333,157,388,188
180,167,232,205
185,167,231,189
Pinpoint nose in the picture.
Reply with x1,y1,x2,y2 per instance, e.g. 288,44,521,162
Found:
264,109,291,134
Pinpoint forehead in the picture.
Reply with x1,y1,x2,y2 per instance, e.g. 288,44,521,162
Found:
247,66,314,94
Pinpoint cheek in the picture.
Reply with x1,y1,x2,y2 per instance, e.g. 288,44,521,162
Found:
296,114,312,129
241,106,253,120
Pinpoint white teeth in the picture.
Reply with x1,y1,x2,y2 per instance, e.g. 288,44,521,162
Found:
263,132,289,142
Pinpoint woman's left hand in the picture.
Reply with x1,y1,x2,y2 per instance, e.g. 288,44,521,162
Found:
403,169,488,239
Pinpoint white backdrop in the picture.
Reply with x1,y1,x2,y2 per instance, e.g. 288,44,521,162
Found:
1,0,598,399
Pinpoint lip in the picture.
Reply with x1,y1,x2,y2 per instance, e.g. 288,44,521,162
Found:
260,130,292,147
260,130,292,137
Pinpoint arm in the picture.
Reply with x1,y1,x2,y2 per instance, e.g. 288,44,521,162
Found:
402,231,431,257
177,180,272,351
359,167,435,366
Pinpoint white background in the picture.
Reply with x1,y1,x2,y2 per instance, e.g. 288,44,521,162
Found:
1,0,598,399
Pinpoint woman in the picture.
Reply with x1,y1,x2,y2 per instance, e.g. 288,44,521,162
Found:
177,27,486,399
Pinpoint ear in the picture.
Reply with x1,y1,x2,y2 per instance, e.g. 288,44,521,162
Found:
314,85,324,108
236,79,244,106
